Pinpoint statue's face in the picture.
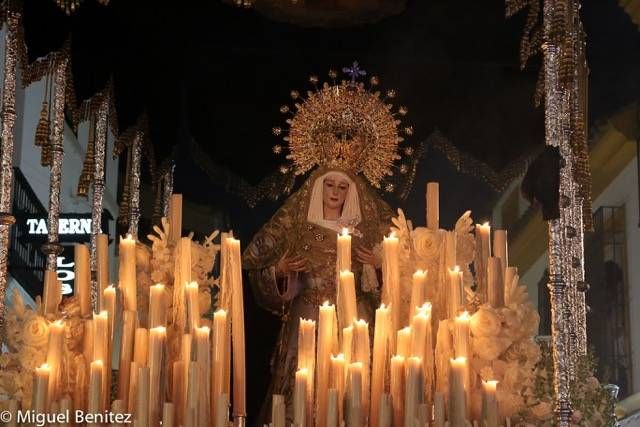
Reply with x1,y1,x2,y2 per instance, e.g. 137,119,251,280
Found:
322,174,350,212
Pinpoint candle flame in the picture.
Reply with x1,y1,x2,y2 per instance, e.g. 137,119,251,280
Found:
186,281,199,290
322,300,331,307
348,361,364,369
413,269,426,276
378,303,387,310
331,353,345,361
214,309,227,316
92,360,104,367
399,326,411,335
391,355,405,362
150,326,167,334
341,227,350,236
197,326,210,334
39,363,50,369
482,380,499,386
450,356,467,364
354,319,368,327
387,230,397,239
53,319,64,326
297,367,309,375
451,265,460,273
417,302,432,313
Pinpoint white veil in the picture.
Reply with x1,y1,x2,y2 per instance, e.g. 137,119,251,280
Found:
307,171,361,233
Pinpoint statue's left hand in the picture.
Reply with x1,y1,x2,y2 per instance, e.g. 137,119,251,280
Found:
355,246,381,268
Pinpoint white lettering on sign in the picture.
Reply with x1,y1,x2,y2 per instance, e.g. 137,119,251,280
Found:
57,255,74,295
25,218,94,235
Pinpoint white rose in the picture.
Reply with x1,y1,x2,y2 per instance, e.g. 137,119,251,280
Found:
470,306,502,337
21,314,49,347
411,228,441,263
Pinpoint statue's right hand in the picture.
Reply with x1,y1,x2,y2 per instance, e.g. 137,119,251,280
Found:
275,250,308,278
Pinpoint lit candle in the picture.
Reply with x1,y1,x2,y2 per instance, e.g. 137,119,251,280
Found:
417,304,434,403
6,400,18,427
317,301,337,427
410,310,428,361
75,243,92,318
185,362,199,427
448,267,464,319
96,233,109,310
34,363,50,415
272,394,286,427
127,361,139,414
370,305,390,427
337,228,352,272
195,326,211,427
487,257,505,308
347,363,363,427
42,270,61,316
426,182,439,230
410,270,427,317
339,271,358,328
180,334,193,423
46,320,64,404
169,193,183,244
172,360,184,422
453,311,470,359
93,311,109,411
185,282,200,332
87,360,103,418
298,318,316,426
382,233,400,333
118,310,136,403
149,283,167,328
227,237,246,418
59,397,72,427
119,234,137,312
174,237,192,332
390,356,405,427
444,231,457,272
294,368,308,427
482,380,499,427
103,285,116,338
148,326,167,427
493,230,508,278
449,357,467,427
396,327,411,357
330,354,345,424
211,309,228,425
474,223,491,302
404,357,422,427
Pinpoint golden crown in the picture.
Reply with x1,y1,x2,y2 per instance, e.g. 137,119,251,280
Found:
272,62,415,191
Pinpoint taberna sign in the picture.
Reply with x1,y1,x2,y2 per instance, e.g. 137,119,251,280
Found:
15,211,112,244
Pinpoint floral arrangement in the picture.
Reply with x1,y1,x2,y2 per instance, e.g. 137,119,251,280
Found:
389,208,615,425
0,290,49,410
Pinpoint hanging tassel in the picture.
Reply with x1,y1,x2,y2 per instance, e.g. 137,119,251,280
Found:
35,102,50,148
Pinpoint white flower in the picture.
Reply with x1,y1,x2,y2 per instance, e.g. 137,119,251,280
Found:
470,306,502,337
411,228,441,263
21,314,49,347
472,336,512,361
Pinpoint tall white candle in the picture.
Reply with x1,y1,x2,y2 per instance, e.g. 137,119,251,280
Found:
370,305,390,427
87,360,103,417
403,357,422,427
136,366,150,427
327,389,338,427
119,234,137,312
339,271,358,328
163,402,176,427
185,282,200,332
390,356,405,427
492,230,508,278
227,237,246,418
93,311,109,411
433,392,445,427
474,223,491,302
148,326,167,427
382,233,400,332
211,309,228,426
330,354,345,424
149,283,167,328
396,327,411,357
34,364,50,414
487,257,505,308
103,285,116,339
347,363,363,427
298,318,316,427
42,269,61,316
317,302,337,427
272,395,286,427
353,320,370,417
342,326,353,382
294,369,308,427
169,193,183,244
453,311,470,359
75,243,92,318
449,357,467,427
337,228,352,273
46,320,64,405
482,380,499,427
196,326,211,427
118,311,136,404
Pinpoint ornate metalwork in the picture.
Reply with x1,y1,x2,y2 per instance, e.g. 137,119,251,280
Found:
127,129,143,238
42,56,68,271
89,95,108,312
162,161,175,218
0,9,20,333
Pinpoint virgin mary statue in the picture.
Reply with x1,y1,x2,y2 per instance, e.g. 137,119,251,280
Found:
241,65,415,423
